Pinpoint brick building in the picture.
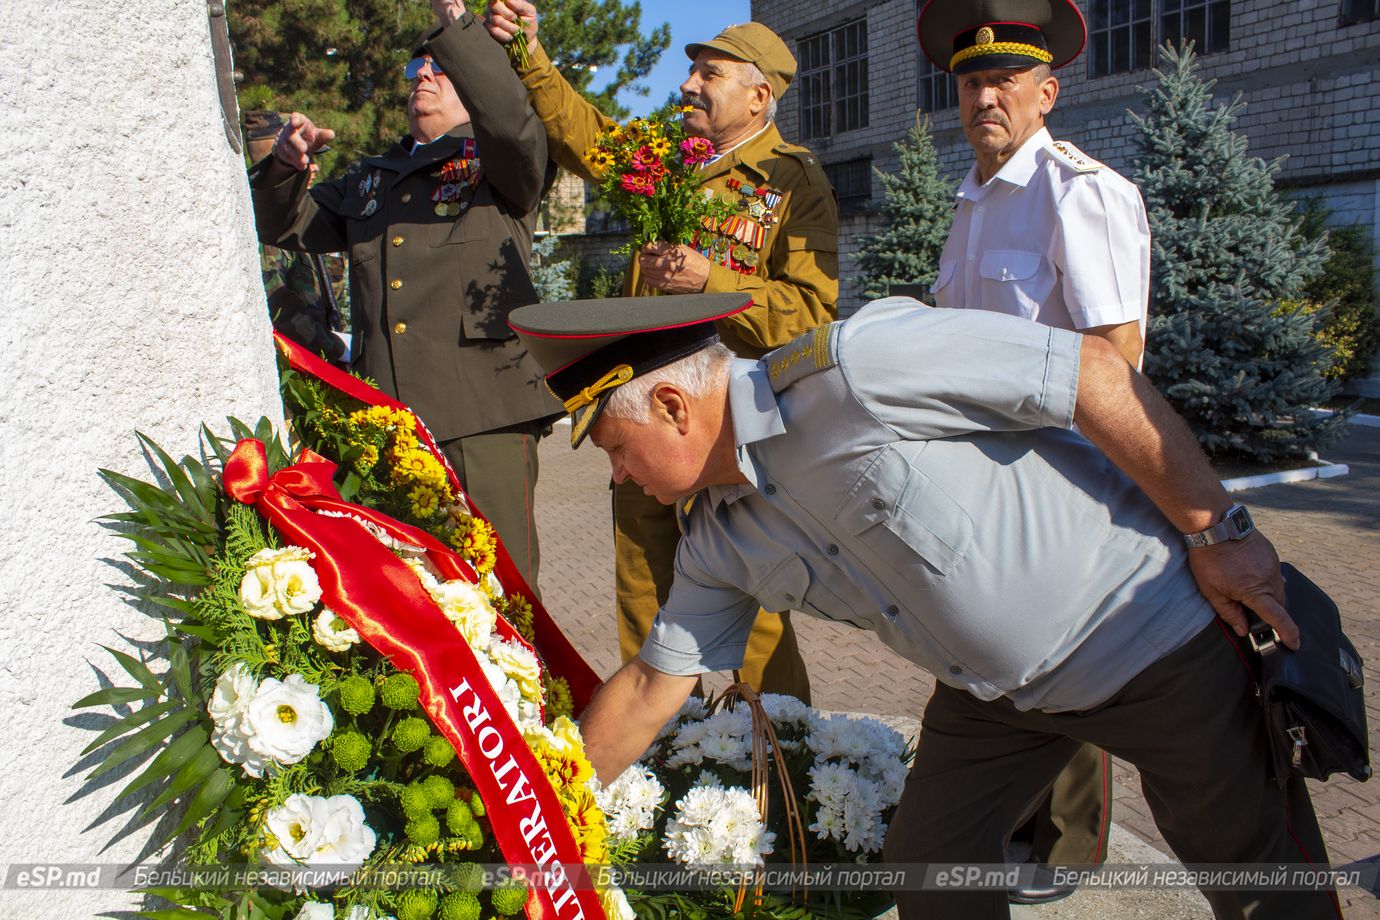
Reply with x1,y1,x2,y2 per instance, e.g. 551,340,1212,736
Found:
750,0,1380,388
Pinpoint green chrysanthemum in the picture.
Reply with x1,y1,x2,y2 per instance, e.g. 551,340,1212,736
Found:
396,888,440,920
439,891,482,920
380,672,421,710
330,730,371,773
338,675,376,716
464,790,485,818
421,774,455,808
401,783,434,819
451,862,485,894
444,799,474,835
422,735,456,767
393,716,431,753
405,814,441,846
490,881,528,916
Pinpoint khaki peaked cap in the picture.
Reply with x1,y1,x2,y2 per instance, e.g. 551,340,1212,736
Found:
686,23,797,100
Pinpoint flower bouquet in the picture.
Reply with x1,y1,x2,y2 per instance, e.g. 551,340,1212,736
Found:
583,110,733,255
597,692,912,919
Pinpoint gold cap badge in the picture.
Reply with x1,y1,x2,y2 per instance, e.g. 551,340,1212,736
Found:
976,26,995,45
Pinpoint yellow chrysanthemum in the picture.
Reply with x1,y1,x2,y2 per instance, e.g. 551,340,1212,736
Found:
352,443,380,474
409,485,441,518
626,118,649,137
448,514,498,576
648,136,672,156
502,595,536,643
542,675,574,721
601,123,623,139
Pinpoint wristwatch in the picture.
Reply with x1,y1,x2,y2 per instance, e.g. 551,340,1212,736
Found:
1182,503,1255,548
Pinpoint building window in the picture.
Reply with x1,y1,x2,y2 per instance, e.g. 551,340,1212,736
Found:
1161,0,1231,54
1088,0,1156,77
824,157,872,216
917,54,957,113
1340,0,1379,24
798,18,869,140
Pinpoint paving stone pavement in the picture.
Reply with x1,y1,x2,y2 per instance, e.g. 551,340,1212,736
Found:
532,423,1380,918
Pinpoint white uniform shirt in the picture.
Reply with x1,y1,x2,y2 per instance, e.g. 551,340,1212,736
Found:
932,127,1151,355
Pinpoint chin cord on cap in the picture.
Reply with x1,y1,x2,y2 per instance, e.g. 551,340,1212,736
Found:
561,364,634,414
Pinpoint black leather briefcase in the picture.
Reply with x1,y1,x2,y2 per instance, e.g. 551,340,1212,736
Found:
1248,563,1371,786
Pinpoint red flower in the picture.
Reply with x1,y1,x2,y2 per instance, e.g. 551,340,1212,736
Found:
680,137,715,165
619,173,656,196
631,145,660,173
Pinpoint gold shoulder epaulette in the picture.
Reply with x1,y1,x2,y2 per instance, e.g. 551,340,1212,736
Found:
767,324,838,393
1046,140,1104,173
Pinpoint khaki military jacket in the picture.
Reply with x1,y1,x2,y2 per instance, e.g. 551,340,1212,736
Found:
516,41,838,359
251,13,560,440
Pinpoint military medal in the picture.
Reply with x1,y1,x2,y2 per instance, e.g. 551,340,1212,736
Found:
363,199,378,217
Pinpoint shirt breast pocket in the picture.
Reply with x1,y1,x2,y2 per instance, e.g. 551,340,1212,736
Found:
836,446,973,589
978,249,1052,319
930,258,957,302
750,555,873,630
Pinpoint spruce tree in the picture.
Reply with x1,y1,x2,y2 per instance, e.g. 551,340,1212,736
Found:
1130,43,1344,461
230,0,670,178
856,115,955,301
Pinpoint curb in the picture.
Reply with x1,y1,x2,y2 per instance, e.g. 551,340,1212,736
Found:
1221,460,1350,493
1311,408,1380,428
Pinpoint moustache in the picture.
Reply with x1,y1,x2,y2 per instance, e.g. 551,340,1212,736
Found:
971,114,1008,129
681,94,709,111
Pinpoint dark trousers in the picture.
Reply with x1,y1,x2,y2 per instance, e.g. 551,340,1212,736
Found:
1020,742,1112,864
439,424,542,593
884,621,1339,920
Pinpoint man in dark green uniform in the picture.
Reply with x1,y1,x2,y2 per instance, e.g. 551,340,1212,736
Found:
243,111,346,365
249,3,561,590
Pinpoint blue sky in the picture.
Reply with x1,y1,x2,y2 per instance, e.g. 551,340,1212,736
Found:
595,0,752,117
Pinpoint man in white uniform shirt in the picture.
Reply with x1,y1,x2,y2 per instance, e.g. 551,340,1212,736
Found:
919,0,1152,902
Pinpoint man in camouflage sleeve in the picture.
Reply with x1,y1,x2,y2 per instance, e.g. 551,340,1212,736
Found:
244,111,346,364
248,2,560,590
488,1,840,701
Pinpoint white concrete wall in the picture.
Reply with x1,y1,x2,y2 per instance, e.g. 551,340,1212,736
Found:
0,0,283,915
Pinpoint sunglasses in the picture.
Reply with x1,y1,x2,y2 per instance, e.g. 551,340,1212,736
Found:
404,57,444,79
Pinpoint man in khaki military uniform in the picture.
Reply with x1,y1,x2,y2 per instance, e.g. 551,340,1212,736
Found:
249,2,561,590
488,1,839,701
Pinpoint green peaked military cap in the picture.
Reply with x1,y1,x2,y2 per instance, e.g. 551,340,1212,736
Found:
686,23,797,100
509,293,752,448
917,0,1086,74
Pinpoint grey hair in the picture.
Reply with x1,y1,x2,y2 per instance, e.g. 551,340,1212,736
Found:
740,62,777,122
604,343,734,423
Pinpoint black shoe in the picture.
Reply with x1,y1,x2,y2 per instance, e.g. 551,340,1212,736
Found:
1008,882,1077,906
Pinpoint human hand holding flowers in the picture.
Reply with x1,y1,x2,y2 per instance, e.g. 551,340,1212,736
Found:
638,242,711,293
483,0,538,67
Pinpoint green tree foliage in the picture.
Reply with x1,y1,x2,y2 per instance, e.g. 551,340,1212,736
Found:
230,0,670,177
1293,199,1380,383
1129,42,1344,460
856,114,955,301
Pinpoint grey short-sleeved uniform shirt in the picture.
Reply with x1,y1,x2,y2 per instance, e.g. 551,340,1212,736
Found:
641,297,1213,713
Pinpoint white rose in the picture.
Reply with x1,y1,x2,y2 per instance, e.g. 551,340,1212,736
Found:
345,906,397,920
486,638,542,701
209,664,271,777
313,609,360,652
244,674,334,766
263,794,331,864
294,904,334,920
263,794,377,888
208,663,257,727
429,578,496,647
599,886,637,920
239,554,282,620
240,546,322,619
272,553,323,616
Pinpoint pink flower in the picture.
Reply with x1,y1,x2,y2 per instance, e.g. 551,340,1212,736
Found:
680,137,715,165
631,145,660,173
619,173,656,197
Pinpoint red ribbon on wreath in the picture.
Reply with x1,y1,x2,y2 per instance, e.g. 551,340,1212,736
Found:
225,439,605,920
273,331,600,712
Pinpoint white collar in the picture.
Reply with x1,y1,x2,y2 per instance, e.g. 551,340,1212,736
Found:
956,126,1051,199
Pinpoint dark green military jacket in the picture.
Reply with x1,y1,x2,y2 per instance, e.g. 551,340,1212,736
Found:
251,12,560,440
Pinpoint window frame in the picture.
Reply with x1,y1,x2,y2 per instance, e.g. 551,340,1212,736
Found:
798,17,870,140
